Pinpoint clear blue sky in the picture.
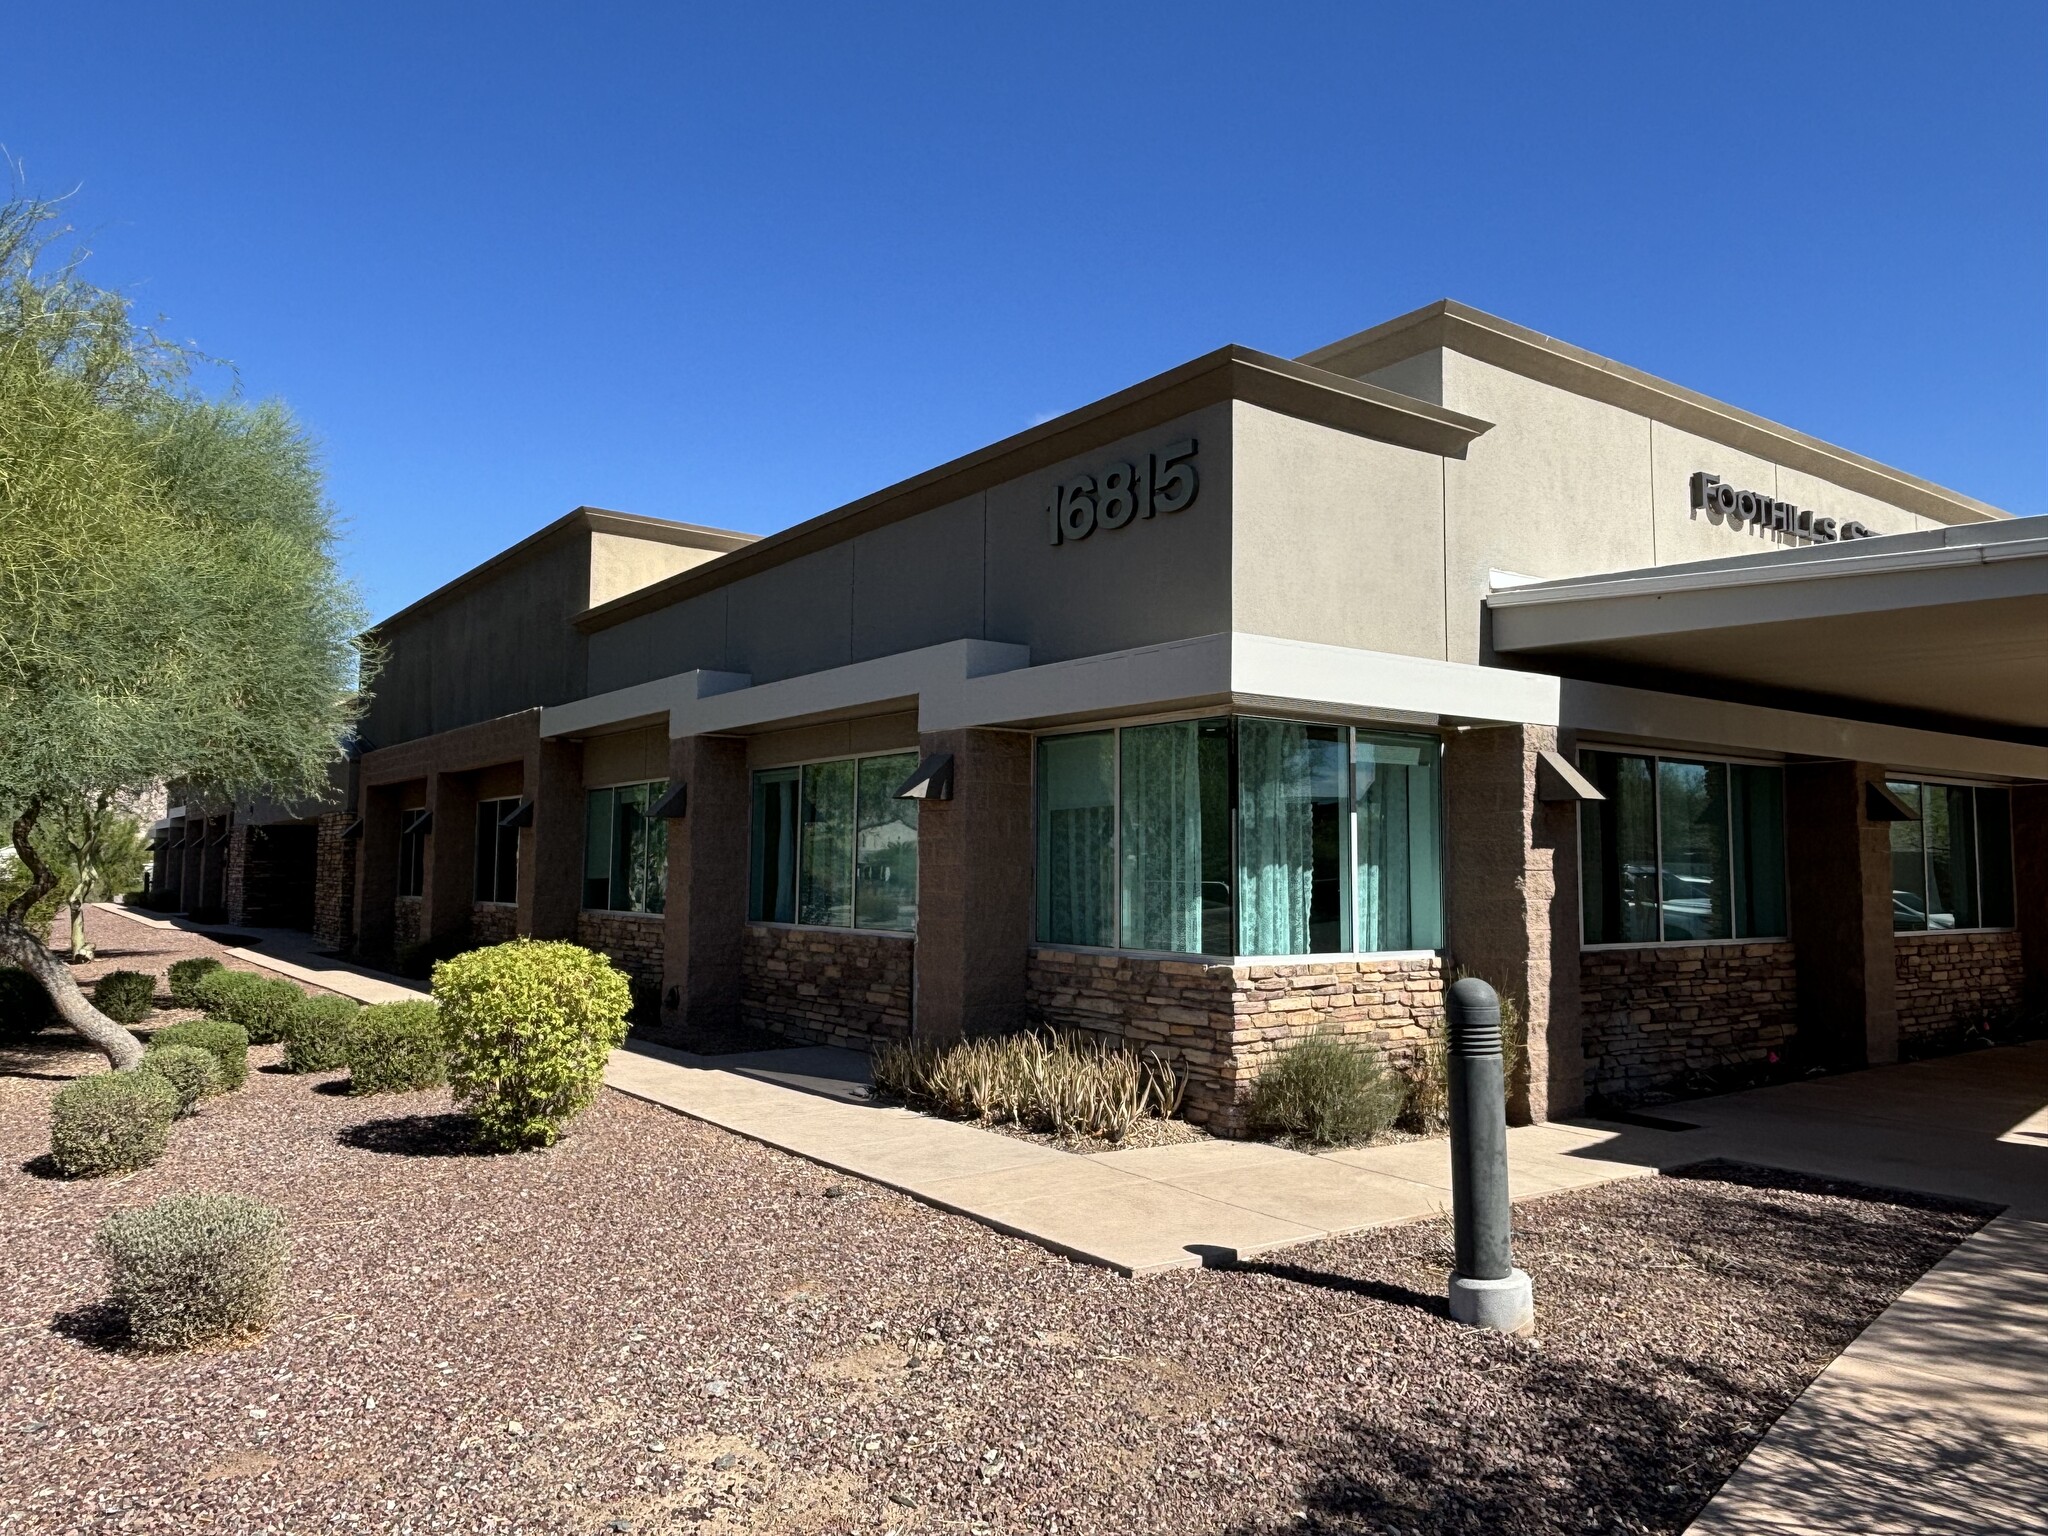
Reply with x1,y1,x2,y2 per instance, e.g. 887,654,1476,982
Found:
9,3,2044,621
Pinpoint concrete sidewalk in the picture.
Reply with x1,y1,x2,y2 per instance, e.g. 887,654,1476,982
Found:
604,1040,1672,1274
94,902,428,1005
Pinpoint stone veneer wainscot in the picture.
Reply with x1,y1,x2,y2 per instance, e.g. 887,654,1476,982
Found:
1026,948,1445,1134
392,895,421,955
576,910,665,987
1579,942,1798,1105
1894,929,2025,1053
312,812,356,951
470,903,519,947
741,925,913,1050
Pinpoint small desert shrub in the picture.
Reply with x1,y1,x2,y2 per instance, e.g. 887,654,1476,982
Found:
282,995,362,1074
872,1030,1185,1143
49,1071,180,1177
96,1193,289,1351
167,956,224,1008
189,965,252,1014
135,1043,222,1115
93,970,159,1026
1248,1031,1406,1148
346,1000,447,1095
1,966,57,1045
147,1019,250,1092
436,940,632,1149
207,974,308,1046
1397,978,1528,1135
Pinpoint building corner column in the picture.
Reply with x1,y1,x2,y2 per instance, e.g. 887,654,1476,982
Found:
2011,783,2048,1021
521,738,583,941
354,785,401,960
912,728,1033,1043
1442,724,1583,1122
1785,760,1897,1070
422,771,477,952
660,735,749,1033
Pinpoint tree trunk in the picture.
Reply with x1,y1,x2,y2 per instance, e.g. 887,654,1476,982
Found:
0,915,143,1069
68,901,95,961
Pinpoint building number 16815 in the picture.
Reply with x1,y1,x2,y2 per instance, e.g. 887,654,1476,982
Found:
1045,439,1198,546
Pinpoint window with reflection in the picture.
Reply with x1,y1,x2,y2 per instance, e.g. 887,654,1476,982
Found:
748,752,918,933
1888,781,2014,932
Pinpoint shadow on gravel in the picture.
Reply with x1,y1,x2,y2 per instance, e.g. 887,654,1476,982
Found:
340,1113,492,1157
50,1300,130,1351
1663,1158,2004,1217
1214,1257,1448,1318
19,1153,65,1180
312,1079,354,1095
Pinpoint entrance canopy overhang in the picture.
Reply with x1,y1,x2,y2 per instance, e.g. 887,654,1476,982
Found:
1487,516,2048,742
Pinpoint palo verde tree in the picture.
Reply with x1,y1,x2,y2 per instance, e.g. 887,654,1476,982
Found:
0,191,371,1067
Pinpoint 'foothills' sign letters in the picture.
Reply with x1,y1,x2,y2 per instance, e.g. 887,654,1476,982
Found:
1691,472,1876,543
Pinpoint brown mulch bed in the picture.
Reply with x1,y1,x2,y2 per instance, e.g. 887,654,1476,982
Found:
2,1009,1990,1536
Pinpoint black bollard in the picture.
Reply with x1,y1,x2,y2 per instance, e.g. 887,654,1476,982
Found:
1444,976,1534,1334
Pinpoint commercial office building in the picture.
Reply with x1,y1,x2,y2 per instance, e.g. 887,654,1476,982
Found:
326,301,2048,1127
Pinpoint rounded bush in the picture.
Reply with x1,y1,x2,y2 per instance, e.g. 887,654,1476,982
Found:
436,940,631,1149
135,1043,223,1115
189,966,258,1015
49,1071,179,1177
207,974,308,1046
346,1000,447,1095
147,1019,250,1092
93,970,159,1026
1248,1031,1407,1148
166,956,224,1009
282,995,362,1074
1,966,57,1046
96,1193,289,1351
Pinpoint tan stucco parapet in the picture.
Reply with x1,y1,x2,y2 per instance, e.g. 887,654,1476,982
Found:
372,507,758,635
1299,300,2011,528
572,346,1494,635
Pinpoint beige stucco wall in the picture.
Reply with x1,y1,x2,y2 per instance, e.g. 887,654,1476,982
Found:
581,726,668,788
587,531,729,608
746,711,920,769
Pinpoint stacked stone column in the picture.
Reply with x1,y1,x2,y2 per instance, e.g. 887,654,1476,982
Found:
1440,724,1584,1121
911,728,1034,1041
659,734,750,1031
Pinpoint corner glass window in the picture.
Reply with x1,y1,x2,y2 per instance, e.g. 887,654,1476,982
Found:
1889,781,2013,932
396,808,428,899
1579,750,1787,945
749,752,918,933
582,782,666,914
1036,732,1116,947
1033,718,1444,959
474,797,520,905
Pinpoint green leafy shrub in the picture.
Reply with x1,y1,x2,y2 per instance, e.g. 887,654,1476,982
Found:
147,1019,249,1092
189,966,256,1015
436,940,631,1149
135,1042,223,1114
1,966,57,1045
871,1030,1186,1143
282,995,361,1074
49,1071,179,1176
1248,1031,1406,1148
207,974,308,1046
346,1000,447,1095
96,1193,289,1351
93,970,158,1026
167,956,224,1008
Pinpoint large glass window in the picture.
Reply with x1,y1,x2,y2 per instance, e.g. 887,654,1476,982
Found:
474,797,520,905
1356,732,1444,952
749,752,918,933
397,808,428,899
1889,781,2014,932
1579,750,1787,945
583,782,666,914
1036,732,1116,947
1034,718,1444,958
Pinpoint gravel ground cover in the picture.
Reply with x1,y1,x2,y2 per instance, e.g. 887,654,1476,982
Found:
2,978,1987,1536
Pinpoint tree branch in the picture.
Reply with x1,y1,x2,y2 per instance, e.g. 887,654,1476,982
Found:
7,795,54,923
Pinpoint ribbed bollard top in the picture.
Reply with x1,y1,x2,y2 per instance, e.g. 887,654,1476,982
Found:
1445,976,1502,1058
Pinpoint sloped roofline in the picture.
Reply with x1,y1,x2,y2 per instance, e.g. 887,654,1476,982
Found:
1300,300,2008,527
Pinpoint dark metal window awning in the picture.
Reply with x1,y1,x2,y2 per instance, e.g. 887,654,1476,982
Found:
340,817,365,841
498,799,536,830
650,782,689,820
1866,781,1921,822
894,753,954,802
